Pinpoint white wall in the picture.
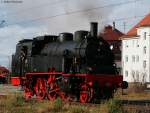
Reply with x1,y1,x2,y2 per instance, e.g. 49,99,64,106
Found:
122,26,150,83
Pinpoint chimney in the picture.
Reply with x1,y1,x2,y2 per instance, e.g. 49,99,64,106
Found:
113,22,115,30
90,22,98,37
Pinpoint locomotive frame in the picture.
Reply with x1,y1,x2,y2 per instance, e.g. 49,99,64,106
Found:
24,72,125,103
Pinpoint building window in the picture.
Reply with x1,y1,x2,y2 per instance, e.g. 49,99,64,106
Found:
125,41,128,47
125,56,128,62
132,70,135,79
143,60,146,68
136,71,139,82
144,32,146,40
143,46,146,54
132,55,135,62
142,73,147,83
136,40,139,47
125,71,128,77
136,55,139,62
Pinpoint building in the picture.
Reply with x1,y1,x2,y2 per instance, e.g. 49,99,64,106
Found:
0,66,9,83
100,24,124,74
121,13,150,83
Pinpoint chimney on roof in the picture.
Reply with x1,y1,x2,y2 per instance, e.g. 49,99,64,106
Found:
104,25,112,33
113,22,115,30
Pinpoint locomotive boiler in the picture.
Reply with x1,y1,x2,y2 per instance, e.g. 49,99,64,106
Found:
12,22,128,103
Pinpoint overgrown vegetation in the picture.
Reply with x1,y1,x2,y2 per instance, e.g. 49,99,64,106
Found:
107,99,123,113
52,98,63,112
0,93,149,113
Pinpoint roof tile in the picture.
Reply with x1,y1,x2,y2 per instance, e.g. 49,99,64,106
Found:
100,25,124,41
127,13,150,36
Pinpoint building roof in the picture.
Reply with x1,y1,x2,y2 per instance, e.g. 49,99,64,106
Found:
100,25,124,41
127,13,150,36
0,66,9,73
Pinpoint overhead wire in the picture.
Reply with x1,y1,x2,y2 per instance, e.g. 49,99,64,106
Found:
0,0,66,17
4,0,143,26
0,0,128,17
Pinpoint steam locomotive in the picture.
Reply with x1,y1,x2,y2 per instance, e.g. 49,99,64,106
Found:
12,22,128,103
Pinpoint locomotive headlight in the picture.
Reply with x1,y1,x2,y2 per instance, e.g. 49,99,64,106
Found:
110,45,113,50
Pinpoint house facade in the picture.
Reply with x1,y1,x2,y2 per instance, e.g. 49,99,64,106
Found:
122,13,150,83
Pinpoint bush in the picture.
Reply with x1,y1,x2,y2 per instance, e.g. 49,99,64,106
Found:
107,99,123,113
52,98,63,112
14,94,25,106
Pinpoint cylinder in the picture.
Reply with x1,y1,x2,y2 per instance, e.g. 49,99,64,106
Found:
90,22,98,37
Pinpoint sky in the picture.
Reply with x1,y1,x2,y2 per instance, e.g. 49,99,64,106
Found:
0,0,150,68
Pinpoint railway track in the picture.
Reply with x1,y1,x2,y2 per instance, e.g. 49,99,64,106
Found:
120,99,150,106
69,99,150,106
120,100,150,113
68,100,150,113
0,84,22,96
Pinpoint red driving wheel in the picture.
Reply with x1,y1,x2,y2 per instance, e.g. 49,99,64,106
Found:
34,78,47,100
80,91,89,103
24,79,33,100
80,84,94,103
47,81,59,100
24,86,33,100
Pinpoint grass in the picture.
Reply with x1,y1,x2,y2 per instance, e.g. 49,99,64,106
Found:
107,99,123,113
0,93,107,113
0,91,150,113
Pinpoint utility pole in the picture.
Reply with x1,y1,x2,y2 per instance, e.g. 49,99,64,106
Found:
123,22,126,33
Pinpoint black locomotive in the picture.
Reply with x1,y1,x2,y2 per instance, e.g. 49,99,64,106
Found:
12,22,117,75
11,22,127,103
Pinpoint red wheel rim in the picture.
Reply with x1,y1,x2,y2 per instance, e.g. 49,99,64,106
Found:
24,87,33,100
80,91,89,103
24,79,33,100
34,78,46,100
47,82,58,100
80,83,94,103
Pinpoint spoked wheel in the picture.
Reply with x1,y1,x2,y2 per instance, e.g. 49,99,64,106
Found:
47,81,59,101
34,78,47,100
80,84,94,103
80,91,89,103
24,79,34,100
24,86,33,100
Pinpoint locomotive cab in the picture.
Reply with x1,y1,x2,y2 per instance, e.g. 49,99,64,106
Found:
12,39,33,76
